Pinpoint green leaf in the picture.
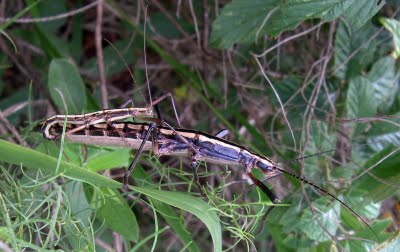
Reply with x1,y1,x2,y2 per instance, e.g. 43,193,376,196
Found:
33,0,67,32
133,187,222,252
0,139,120,187
89,187,139,242
303,121,335,180
374,231,400,252
48,58,86,114
299,197,340,242
340,193,381,239
367,56,398,112
346,76,377,136
366,112,400,151
35,26,70,58
279,200,304,233
344,193,380,219
345,220,392,250
322,0,383,31
381,18,400,59
352,145,400,202
131,163,202,252
211,0,276,48
64,181,92,226
153,200,201,252
84,149,131,172
333,21,352,80
333,21,379,80
210,0,340,48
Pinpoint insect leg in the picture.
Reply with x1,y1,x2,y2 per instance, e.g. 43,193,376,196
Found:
123,122,157,189
149,93,181,127
154,103,164,123
246,172,280,204
245,172,281,198
215,129,230,139
191,159,206,196
119,99,134,108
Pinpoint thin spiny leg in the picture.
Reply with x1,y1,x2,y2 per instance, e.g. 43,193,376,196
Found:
246,172,280,204
191,159,205,196
119,99,134,108
215,129,229,139
245,172,281,198
123,122,157,189
149,93,181,127
154,104,164,123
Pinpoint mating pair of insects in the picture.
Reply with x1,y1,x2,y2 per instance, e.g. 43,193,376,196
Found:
41,93,378,238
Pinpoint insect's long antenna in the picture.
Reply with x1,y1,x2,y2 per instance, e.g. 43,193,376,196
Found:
273,165,380,240
278,149,336,165
103,38,137,85
143,3,152,106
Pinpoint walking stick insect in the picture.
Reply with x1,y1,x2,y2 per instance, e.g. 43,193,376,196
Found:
42,118,379,240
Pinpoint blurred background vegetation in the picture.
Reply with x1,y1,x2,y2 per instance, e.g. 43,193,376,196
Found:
0,0,400,251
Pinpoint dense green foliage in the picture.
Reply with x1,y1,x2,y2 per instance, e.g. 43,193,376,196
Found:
0,0,400,251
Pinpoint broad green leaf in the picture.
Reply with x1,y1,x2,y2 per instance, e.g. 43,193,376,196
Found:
89,187,139,242
341,194,381,241
367,129,400,152
275,195,339,248
322,0,383,31
35,26,70,58
279,199,304,234
299,197,340,242
210,0,340,48
0,139,120,187
84,149,131,172
373,231,400,252
344,193,380,221
64,181,92,225
211,0,278,48
48,59,86,114
352,145,400,202
367,57,398,112
346,76,377,136
381,18,400,59
63,181,93,250
134,187,222,252
282,235,313,249
153,200,201,252
366,113,400,151
32,0,66,32
303,121,335,179
266,221,290,251
345,220,392,250
132,166,201,252
333,21,379,80
333,21,352,80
